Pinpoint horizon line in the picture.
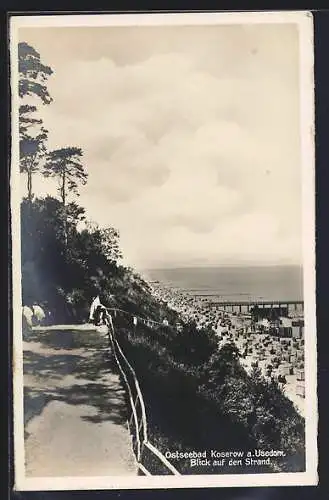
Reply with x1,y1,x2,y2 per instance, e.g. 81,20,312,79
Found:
140,263,303,271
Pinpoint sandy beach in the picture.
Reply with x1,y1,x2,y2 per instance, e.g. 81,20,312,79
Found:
149,282,305,417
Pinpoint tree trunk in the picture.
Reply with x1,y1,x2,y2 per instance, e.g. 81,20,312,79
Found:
61,168,68,247
61,168,66,206
27,169,32,202
26,154,37,204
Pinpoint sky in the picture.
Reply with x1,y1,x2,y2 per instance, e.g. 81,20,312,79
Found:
18,22,303,271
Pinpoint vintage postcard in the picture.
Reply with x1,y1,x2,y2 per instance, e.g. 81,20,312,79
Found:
10,11,317,490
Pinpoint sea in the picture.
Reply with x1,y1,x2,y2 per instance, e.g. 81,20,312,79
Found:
143,265,303,303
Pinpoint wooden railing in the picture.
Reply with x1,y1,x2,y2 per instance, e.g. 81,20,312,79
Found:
107,314,180,476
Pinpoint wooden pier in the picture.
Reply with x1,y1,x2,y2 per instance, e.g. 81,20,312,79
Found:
195,298,304,315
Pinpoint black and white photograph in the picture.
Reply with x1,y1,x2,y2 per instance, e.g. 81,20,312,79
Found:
10,11,317,490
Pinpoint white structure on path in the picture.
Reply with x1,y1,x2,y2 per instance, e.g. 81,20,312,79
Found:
32,304,46,323
89,296,101,322
22,305,33,327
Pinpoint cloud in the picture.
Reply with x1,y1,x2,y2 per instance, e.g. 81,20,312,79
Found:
23,25,302,269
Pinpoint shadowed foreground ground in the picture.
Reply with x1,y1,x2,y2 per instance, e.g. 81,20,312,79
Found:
23,325,137,477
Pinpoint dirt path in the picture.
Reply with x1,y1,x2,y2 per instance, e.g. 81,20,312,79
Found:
23,325,138,477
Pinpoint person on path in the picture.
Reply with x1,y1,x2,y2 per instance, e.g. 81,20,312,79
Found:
94,304,109,326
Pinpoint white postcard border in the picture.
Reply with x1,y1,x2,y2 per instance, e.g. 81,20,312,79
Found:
10,10,317,491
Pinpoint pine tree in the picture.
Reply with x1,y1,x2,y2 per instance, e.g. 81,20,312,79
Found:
18,42,53,201
43,147,88,245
